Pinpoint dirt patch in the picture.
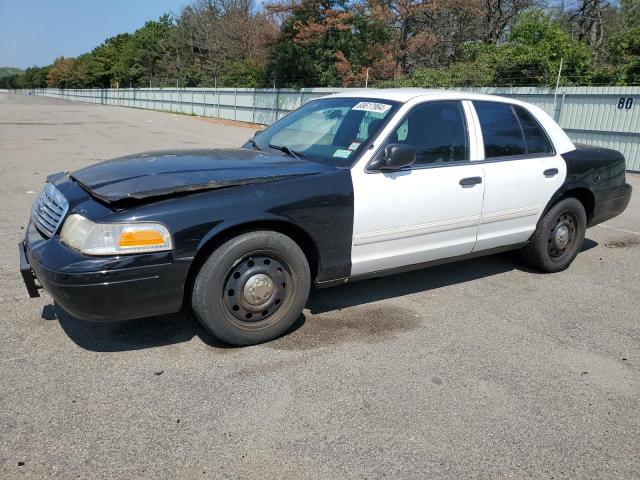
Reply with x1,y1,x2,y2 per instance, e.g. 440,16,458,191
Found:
604,237,640,249
270,305,421,351
196,116,265,130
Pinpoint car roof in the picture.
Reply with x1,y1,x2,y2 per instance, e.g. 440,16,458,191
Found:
326,88,514,104
327,88,577,155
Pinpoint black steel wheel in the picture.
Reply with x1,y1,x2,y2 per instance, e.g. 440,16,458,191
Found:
192,231,310,346
547,210,580,260
521,197,587,273
222,252,292,327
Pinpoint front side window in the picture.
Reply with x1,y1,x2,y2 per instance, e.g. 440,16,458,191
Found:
247,98,399,166
474,101,526,158
381,101,469,166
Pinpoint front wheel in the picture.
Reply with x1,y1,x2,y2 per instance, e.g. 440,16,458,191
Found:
521,197,587,273
192,231,311,346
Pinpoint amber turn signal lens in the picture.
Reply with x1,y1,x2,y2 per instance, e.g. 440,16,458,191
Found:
118,229,165,248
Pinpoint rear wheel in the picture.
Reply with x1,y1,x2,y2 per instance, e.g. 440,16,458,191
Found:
521,197,587,273
192,231,310,346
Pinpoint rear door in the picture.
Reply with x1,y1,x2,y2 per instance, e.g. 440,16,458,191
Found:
350,100,485,276
470,101,566,251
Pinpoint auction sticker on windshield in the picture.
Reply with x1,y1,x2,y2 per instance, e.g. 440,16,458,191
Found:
333,149,352,158
352,102,392,113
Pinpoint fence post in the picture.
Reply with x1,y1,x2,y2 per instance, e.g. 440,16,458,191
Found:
234,88,238,121
274,88,280,123
203,90,207,117
252,89,256,124
555,92,566,126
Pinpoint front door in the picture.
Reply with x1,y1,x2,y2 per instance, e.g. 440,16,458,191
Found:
350,100,485,276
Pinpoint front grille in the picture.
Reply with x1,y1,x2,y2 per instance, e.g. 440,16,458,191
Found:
31,183,69,237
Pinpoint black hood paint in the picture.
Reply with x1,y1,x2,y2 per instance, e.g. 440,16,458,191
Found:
70,148,333,203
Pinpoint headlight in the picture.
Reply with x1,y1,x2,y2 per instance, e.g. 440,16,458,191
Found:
60,214,173,255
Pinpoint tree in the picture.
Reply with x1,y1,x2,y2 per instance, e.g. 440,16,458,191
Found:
492,11,594,85
480,0,537,43
385,10,594,87
265,0,393,86
47,57,76,88
606,26,640,84
171,0,276,86
20,66,50,88
3,0,637,89
85,34,132,87
113,15,174,86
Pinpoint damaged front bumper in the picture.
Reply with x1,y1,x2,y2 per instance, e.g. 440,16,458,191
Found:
19,240,42,298
19,220,191,322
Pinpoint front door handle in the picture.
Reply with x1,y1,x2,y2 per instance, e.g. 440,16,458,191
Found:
544,168,559,177
459,176,483,187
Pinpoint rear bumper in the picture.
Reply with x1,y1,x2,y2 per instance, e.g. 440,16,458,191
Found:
589,183,632,227
20,221,190,322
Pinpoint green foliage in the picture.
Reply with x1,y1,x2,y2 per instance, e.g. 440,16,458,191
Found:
606,27,640,85
0,67,24,78
492,12,593,86
113,15,173,87
86,34,131,87
178,64,206,87
0,67,26,88
4,2,638,90
264,0,392,87
385,11,595,88
218,60,264,88
620,0,640,28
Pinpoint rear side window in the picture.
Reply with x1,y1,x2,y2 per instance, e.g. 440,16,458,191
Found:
474,102,525,158
514,105,553,154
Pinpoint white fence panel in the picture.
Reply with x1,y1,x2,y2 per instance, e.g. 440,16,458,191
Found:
21,86,640,171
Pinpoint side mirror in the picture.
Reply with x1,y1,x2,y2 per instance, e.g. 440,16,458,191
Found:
381,143,416,170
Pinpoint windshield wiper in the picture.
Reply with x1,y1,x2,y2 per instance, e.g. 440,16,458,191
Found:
247,138,262,151
268,144,305,158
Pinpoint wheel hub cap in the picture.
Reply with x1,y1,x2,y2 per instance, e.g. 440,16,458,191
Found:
223,254,289,322
243,274,274,306
554,225,570,249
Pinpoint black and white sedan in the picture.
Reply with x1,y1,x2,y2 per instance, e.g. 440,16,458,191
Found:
20,89,632,345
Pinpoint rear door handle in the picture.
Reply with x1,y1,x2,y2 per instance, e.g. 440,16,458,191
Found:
544,168,559,177
459,176,483,187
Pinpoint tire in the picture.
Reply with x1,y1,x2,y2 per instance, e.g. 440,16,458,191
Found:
520,197,587,273
192,231,310,346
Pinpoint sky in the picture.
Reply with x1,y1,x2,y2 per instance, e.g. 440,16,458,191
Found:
0,0,189,69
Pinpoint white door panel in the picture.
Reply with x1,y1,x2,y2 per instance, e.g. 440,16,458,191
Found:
474,156,566,251
351,164,484,275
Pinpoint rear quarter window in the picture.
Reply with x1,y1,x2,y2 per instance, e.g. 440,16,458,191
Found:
514,105,553,154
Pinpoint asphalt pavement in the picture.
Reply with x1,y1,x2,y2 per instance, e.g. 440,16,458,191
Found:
0,92,638,479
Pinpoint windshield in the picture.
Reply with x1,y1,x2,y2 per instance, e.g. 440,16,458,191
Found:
244,97,400,166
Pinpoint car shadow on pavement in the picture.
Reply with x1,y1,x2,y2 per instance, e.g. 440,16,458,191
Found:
307,240,598,314
45,239,598,352
50,305,208,351
48,303,307,352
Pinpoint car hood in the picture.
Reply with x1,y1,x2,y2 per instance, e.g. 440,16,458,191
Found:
69,148,333,204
